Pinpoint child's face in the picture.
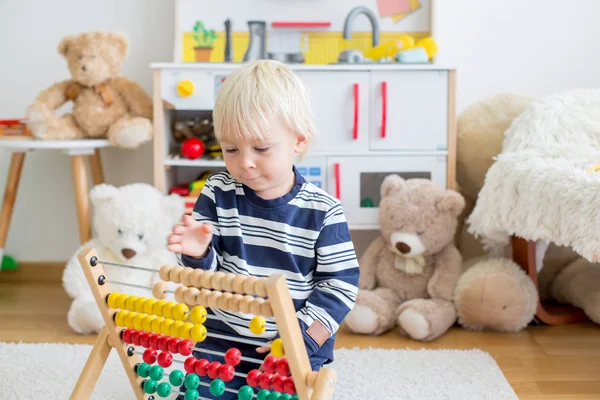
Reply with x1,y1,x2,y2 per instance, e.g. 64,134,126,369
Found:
220,119,307,200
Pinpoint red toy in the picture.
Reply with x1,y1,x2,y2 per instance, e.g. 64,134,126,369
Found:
181,137,205,159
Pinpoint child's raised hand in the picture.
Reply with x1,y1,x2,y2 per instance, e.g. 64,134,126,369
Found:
167,214,213,258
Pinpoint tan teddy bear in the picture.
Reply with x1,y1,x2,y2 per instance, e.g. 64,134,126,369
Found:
344,175,465,341
25,31,153,149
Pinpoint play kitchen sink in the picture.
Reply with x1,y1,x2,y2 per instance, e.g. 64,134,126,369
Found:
268,21,331,64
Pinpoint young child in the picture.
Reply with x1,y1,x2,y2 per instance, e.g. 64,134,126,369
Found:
167,60,359,399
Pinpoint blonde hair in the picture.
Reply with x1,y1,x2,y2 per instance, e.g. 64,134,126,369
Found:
212,60,316,156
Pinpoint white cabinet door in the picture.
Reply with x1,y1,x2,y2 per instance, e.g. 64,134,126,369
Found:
295,71,370,153
369,70,448,151
161,69,231,110
327,155,447,228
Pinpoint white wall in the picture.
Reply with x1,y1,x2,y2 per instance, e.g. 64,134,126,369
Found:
2,0,600,262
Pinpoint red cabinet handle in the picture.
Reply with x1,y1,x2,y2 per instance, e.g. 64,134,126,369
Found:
353,83,359,140
334,163,341,200
381,81,387,138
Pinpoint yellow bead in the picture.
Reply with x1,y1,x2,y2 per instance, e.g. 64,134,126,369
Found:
134,297,147,313
116,293,129,309
190,306,207,324
161,319,174,335
162,302,175,320
170,320,184,337
153,300,168,317
144,298,158,315
142,315,156,332
271,338,285,357
107,292,121,309
125,312,138,329
115,310,126,327
176,80,195,97
151,317,165,333
125,296,139,311
249,316,266,335
172,303,189,321
180,322,194,339
133,314,145,330
191,324,207,342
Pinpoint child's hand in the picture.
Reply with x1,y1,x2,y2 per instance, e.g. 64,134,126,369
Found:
256,341,273,371
167,215,213,258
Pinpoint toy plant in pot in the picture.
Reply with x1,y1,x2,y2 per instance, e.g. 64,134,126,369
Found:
193,21,217,62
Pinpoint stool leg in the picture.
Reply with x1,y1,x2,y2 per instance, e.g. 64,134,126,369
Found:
0,152,25,267
71,155,91,244
89,149,105,186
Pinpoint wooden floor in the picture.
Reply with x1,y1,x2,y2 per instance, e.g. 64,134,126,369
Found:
2,276,600,399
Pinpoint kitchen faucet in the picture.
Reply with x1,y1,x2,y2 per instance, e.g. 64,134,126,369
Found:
338,6,381,63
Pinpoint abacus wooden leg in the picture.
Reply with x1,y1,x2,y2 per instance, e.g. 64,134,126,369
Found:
89,149,105,186
511,235,588,325
71,155,91,244
0,152,25,268
69,326,112,400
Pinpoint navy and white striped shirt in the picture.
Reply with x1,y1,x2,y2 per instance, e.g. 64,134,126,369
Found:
178,166,359,364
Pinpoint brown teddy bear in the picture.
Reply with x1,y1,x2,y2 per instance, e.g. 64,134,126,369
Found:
25,31,153,149
344,175,465,341
452,92,600,332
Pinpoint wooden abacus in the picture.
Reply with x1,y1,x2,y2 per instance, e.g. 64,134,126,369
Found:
70,247,337,400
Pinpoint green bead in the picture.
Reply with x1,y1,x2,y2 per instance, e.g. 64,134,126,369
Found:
268,392,282,400
169,370,185,386
149,365,164,381
143,379,158,394
290,396,298,400
184,389,199,400
279,395,292,400
257,390,271,400
237,385,254,400
184,373,200,390
156,382,171,398
137,363,151,378
209,378,225,396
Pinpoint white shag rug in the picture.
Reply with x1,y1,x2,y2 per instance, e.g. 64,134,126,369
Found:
0,342,517,400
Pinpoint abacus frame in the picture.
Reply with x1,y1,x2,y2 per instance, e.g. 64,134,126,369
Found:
70,247,337,400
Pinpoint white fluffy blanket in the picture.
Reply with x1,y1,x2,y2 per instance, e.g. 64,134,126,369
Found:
468,88,600,262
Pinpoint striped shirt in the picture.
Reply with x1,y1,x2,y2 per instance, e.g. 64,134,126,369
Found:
177,166,359,364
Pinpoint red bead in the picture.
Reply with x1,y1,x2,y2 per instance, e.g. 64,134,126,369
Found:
139,332,151,348
219,364,235,382
276,357,290,376
283,377,296,395
131,330,142,346
184,357,196,374
246,369,262,387
263,355,278,374
157,351,173,368
178,340,194,356
272,374,285,392
167,337,181,354
142,348,158,364
207,361,222,379
122,329,134,344
259,373,273,390
195,358,210,377
157,336,169,352
148,334,160,350
224,348,241,366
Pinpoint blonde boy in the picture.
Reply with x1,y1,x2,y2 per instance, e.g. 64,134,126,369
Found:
168,60,359,399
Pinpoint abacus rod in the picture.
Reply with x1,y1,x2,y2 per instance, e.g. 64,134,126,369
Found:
207,331,272,348
110,280,175,295
97,259,158,273
132,348,262,367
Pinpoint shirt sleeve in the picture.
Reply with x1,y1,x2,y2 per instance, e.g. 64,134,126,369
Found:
296,201,360,356
177,177,221,271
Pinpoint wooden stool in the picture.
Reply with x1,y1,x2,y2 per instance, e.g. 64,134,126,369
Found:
0,139,110,267
511,235,589,325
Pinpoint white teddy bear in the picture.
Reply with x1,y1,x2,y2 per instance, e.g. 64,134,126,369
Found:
62,183,184,334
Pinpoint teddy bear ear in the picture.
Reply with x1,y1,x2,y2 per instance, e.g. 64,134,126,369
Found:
58,35,73,57
89,184,120,207
109,31,130,58
163,194,186,224
380,174,406,198
435,190,466,216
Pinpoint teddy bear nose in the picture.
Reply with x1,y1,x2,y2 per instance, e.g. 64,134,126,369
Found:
121,248,136,259
396,242,411,254
81,65,87,71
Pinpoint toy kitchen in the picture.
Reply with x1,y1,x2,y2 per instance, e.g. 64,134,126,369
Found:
156,0,455,230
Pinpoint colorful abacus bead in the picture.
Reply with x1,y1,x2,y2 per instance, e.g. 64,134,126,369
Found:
125,295,139,311
259,373,274,390
207,361,222,379
122,328,134,344
183,357,196,374
157,351,173,368
156,382,171,398
143,379,158,394
256,389,271,400
238,385,255,400
167,337,181,354
195,358,210,376
283,377,296,395
225,348,242,366
263,354,277,374
143,348,158,364
184,373,200,390
190,306,207,324
136,363,152,378
178,340,194,356
149,365,164,381
191,324,207,342
107,292,121,309
172,303,189,320
271,339,285,357
246,369,262,387
169,369,185,386
148,333,160,350
184,389,199,400
276,358,290,376
209,379,225,397
219,363,235,382
250,316,267,334
272,375,286,392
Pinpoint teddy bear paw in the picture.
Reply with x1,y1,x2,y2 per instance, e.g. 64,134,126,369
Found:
398,308,430,340
25,103,50,139
344,304,379,334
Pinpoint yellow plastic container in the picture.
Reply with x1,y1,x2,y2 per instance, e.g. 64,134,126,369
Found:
364,34,415,61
